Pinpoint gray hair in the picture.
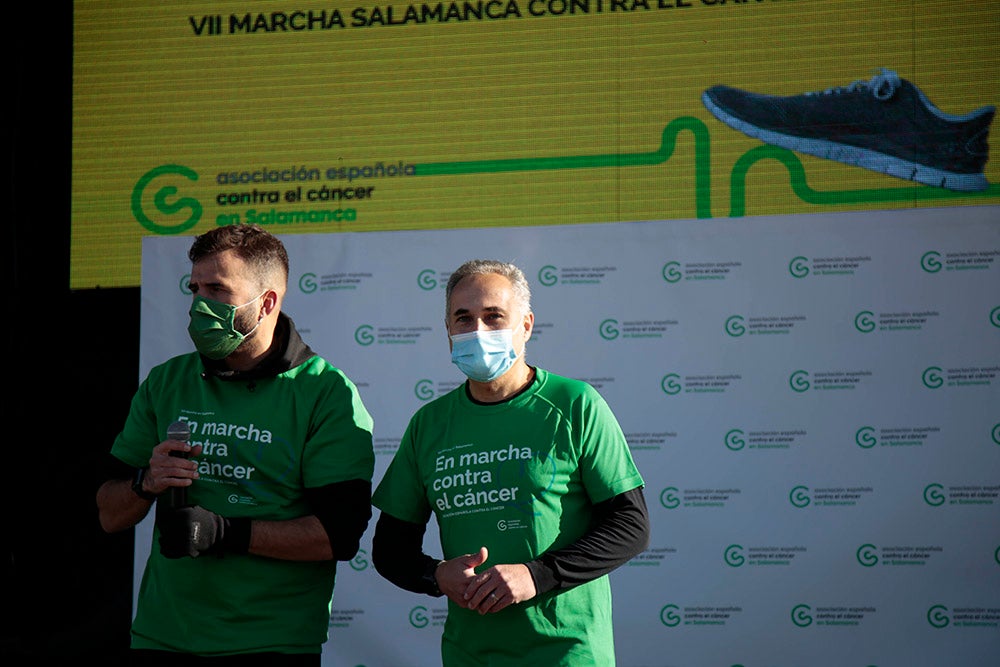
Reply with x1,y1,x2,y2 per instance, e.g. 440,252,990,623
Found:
445,259,532,321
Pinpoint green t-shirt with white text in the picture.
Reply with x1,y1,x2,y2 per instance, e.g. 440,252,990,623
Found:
112,351,375,655
373,368,644,667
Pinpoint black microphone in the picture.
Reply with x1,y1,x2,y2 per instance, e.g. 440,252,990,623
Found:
167,420,191,508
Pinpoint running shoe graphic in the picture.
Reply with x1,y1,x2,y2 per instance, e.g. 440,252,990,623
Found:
702,68,994,192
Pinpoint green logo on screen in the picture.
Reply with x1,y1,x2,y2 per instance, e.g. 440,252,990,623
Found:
132,164,202,234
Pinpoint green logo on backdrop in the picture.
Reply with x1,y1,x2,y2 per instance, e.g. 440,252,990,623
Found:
600,319,620,340
923,483,945,506
132,164,203,234
409,606,430,628
724,544,744,567
725,429,745,451
350,548,369,571
920,251,942,273
857,544,878,567
414,379,434,401
927,604,949,628
354,325,375,346
993,423,1000,446
790,485,811,508
725,315,745,337
991,306,1000,328
660,604,681,627
662,262,682,283
417,269,437,291
659,487,680,509
856,426,877,449
791,604,813,627
538,265,558,287
922,366,944,389
661,374,681,395
179,274,192,295
854,310,875,333
789,256,809,278
789,370,810,392
299,273,318,294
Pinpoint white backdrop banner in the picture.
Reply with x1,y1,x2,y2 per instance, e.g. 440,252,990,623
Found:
139,206,1000,666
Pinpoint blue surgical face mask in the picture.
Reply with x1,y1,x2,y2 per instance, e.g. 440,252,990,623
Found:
450,329,518,382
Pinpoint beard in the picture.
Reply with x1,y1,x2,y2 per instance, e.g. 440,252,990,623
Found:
231,302,261,351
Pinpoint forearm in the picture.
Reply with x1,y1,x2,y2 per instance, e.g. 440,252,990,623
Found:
95,478,154,533
371,512,441,595
248,515,333,561
526,486,650,593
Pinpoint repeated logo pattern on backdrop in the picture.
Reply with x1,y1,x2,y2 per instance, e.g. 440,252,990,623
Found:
137,205,999,666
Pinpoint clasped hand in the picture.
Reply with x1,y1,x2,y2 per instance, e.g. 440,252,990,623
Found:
435,546,537,615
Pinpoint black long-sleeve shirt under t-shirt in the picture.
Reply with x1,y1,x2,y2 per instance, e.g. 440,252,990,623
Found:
372,485,650,596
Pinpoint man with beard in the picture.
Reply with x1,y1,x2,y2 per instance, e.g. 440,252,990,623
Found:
96,224,375,665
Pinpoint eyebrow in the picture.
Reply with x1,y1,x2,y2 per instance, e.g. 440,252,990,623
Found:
451,306,504,317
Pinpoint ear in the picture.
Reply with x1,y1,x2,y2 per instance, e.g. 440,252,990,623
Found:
261,289,279,317
522,310,534,342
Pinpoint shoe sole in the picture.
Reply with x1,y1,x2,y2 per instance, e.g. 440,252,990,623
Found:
703,91,990,192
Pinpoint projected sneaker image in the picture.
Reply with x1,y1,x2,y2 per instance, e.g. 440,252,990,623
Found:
702,68,995,192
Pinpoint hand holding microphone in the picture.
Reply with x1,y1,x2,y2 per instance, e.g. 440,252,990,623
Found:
166,420,192,509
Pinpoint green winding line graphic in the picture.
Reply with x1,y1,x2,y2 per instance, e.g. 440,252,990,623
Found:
413,118,999,218
729,145,1000,217
414,116,712,219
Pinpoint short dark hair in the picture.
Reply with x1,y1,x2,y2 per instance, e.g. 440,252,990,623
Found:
188,224,289,289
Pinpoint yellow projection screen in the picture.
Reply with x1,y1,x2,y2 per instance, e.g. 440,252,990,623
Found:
72,1,999,289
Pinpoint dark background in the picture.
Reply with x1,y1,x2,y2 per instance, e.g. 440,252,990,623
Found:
6,9,137,664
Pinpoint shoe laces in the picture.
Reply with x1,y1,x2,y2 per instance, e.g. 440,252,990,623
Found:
806,68,901,101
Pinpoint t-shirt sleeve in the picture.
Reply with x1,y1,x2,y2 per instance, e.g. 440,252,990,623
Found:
372,417,433,525
576,386,645,504
109,372,160,469
301,368,375,488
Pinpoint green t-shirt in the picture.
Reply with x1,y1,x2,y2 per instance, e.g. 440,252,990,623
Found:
112,351,375,655
373,368,644,666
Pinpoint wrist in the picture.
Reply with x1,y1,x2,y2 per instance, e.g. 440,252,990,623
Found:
422,559,444,596
131,467,158,501
224,516,252,555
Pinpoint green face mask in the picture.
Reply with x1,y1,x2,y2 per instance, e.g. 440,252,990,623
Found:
187,292,264,360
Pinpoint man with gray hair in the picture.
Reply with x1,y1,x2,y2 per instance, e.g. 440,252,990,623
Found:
372,258,649,666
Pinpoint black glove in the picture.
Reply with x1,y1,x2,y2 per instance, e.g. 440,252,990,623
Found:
158,505,252,559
